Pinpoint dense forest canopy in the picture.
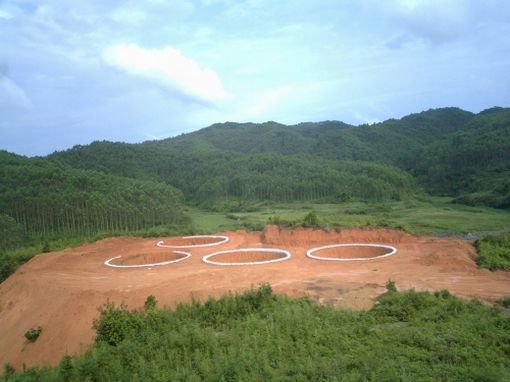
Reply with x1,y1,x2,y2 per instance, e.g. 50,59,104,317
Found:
48,147,417,204
0,151,188,240
412,108,510,208
45,106,510,209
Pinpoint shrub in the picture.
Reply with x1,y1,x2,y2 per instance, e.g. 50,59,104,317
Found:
386,280,397,293
302,211,319,227
93,302,142,346
495,296,510,308
24,326,42,342
475,234,510,270
3,363,15,378
144,295,157,310
59,355,74,382
41,242,51,253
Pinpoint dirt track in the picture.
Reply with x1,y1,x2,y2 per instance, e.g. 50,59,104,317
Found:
1,226,509,369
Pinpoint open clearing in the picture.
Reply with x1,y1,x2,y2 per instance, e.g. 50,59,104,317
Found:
0,226,509,369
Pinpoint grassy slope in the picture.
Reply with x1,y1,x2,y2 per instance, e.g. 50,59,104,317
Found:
188,198,510,236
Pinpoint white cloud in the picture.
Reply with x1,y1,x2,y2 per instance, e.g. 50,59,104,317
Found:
0,77,32,110
102,43,229,103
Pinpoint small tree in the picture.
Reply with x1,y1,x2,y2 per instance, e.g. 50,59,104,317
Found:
59,355,74,381
145,295,157,311
93,302,131,346
386,280,397,293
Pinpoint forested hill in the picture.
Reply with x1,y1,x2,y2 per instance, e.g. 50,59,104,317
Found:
154,107,473,164
47,107,510,209
0,151,188,250
48,147,418,205
412,107,510,208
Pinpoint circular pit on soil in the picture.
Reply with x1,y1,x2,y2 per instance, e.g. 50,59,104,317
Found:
104,250,191,268
157,235,229,248
203,248,291,266
306,243,397,262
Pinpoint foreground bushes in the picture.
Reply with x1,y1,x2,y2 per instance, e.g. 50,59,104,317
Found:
476,233,510,270
2,285,510,381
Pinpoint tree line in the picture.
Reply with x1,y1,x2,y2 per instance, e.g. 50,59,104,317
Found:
0,151,188,244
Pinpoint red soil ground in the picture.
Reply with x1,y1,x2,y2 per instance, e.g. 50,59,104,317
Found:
110,251,189,266
159,236,225,246
0,226,509,369
310,245,390,259
206,250,288,263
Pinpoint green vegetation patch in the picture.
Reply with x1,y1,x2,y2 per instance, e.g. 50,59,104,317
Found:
475,233,510,270
24,327,42,342
4,285,510,381
188,197,510,236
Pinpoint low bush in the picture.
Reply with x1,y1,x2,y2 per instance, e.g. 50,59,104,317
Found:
495,296,510,308
302,211,319,227
475,234,510,270
24,326,42,342
144,295,157,311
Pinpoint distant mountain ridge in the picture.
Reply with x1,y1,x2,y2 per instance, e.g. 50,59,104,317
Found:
43,106,510,209
149,107,474,164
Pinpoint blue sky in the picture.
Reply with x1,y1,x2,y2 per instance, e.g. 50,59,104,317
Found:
1,0,509,156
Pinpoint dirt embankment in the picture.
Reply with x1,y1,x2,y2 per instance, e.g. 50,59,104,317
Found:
0,226,508,370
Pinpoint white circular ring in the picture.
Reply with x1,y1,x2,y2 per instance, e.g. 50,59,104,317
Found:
104,250,191,268
306,243,397,262
157,235,229,248
203,248,291,266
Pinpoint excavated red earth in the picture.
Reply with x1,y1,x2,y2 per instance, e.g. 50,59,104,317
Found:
110,251,188,266
159,236,224,246
310,246,390,259
206,250,287,263
0,226,509,370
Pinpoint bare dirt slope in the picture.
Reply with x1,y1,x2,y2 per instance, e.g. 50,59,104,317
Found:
0,226,509,369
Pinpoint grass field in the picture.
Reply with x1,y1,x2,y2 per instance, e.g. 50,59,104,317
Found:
187,197,510,236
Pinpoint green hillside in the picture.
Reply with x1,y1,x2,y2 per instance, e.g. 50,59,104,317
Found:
411,107,510,208
50,146,417,204
0,151,188,238
47,107,509,209
3,285,509,381
168,107,473,164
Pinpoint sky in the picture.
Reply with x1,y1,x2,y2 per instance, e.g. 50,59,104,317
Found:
0,0,509,156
